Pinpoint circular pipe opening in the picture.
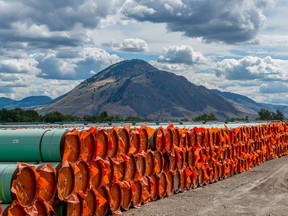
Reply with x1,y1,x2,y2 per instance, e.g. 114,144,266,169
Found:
110,183,122,213
118,128,130,155
79,131,94,163
56,162,75,201
144,151,154,176
74,161,90,195
13,166,37,206
95,129,108,159
108,129,119,158
96,186,109,216
89,160,102,189
83,189,96,216
37,164,57,203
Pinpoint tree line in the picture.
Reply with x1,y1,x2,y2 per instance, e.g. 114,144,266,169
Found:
0,108,285,123
0,108,76,123
257,108,285,121
0,109,150,123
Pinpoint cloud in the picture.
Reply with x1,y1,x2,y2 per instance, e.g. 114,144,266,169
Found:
0,1,125,48
0,75,80,100
0,47,123,99
260,83,288,94
0,1,123,31
122,0,271,44
157,45,208,65
35,48,122,80
151,51,288,105
119,38,149,52
0,57,40,74
103,38,149,53
215,56,288,81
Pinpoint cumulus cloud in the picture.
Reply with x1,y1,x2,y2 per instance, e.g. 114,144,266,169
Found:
0,74,80,100
122,0,271,44
0,1,123,31
0,0,125,48
150,51,288,105
157,45,208,65
35,48,122,80
0,47,122,99
0,57,39,74
119,38,149,52
102,38,149,53
215,56,288,81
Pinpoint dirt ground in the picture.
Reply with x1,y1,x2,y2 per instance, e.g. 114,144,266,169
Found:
124,156,288,216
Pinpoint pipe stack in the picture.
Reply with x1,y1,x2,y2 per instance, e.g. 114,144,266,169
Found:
0,122,288,215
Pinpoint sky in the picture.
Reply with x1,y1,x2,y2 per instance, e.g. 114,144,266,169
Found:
0,0,288,105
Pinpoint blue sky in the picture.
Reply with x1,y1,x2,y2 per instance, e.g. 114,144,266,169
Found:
0,0,288,105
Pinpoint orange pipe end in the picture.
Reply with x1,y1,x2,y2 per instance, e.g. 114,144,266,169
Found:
11,163,38,206
74,161,90,196
56,161,75,201
37,163,57,203
79,130,95,163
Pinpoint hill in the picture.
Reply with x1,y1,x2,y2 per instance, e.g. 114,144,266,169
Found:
212,90,288,117
39,59,241,120
0,96,52,109
0,97,16,107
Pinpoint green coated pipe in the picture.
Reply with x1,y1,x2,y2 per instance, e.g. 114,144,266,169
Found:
0,164,16,204
40,129,68,162
0,129,69,162
0,163,38,206
0,129,48,162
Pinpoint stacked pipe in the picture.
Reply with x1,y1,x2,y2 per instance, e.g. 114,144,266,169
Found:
0,122,288,215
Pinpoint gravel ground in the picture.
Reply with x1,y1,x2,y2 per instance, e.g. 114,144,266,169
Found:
124,156,288,216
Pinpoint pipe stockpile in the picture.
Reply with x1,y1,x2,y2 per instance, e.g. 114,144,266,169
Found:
0,122,288,215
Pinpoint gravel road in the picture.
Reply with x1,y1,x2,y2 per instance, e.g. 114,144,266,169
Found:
124,156,288,216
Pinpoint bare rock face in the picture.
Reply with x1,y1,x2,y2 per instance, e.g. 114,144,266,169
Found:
40,59,241,119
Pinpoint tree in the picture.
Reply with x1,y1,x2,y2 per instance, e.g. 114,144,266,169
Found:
43,111,65,123
99,111,108,122
258,109,272,120
193,113,218,122
272,109,284,121
258,108,285,121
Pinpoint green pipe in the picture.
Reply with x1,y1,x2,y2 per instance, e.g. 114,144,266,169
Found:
0,163,38,206
40,129,68,162
0,129,48,162
0,164,17,204
0,129,68,162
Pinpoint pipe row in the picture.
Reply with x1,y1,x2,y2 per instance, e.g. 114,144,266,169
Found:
0,122,288,215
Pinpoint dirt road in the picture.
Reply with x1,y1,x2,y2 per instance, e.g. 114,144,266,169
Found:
125,156,288,216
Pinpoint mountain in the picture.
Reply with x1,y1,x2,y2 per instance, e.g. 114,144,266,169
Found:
259,103,288,117
211,90,262,117
212,90,288,117
0,97,17,107
0,96,52,109
40,59,241,120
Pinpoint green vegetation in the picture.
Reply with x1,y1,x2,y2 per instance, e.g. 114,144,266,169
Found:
227,115,250,122
257,108,285,121
83,111,151,123
0,109,150,123
0,108,42,122
193,113,218,122
0,108,78,123
0,108,285,123
42,111,77,122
